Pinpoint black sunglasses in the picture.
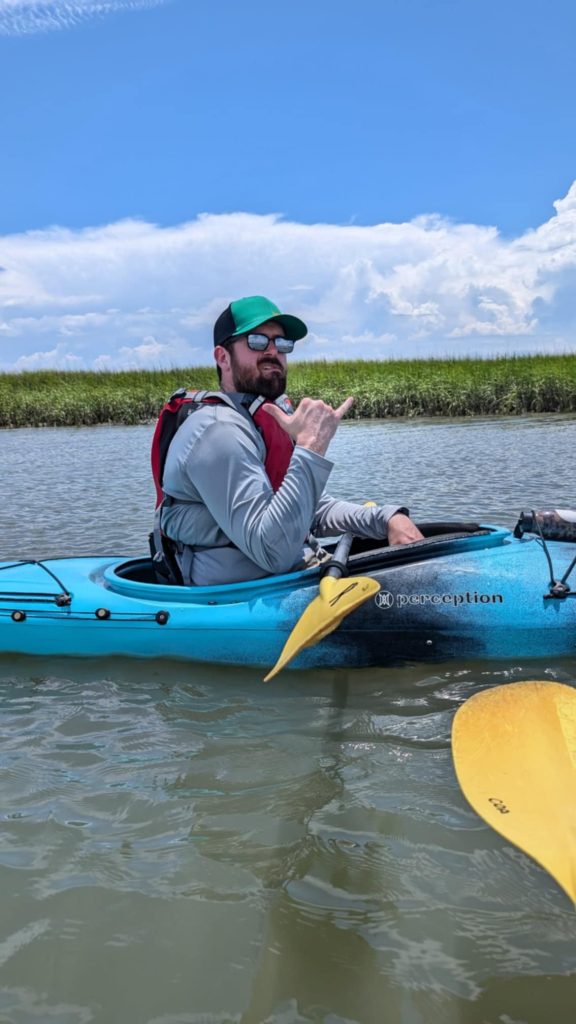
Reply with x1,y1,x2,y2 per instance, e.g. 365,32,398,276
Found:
231,333,295,354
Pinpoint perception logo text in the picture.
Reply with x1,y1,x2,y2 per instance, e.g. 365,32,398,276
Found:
375,591,504,610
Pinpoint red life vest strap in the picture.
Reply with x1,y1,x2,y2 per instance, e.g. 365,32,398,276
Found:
250,399,294,493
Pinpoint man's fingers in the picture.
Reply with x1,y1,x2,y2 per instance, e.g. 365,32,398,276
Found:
387,514,425,546
262,395,353,455
335,396,354,419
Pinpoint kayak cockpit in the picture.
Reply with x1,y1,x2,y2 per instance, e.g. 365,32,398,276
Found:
103,522,511,603
347,522,509,572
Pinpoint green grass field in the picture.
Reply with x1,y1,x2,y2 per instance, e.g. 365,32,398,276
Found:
1,355,575,427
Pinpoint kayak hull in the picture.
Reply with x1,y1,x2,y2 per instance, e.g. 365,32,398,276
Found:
1,525,575,669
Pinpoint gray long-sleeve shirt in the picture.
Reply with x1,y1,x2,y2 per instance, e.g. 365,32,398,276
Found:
161,396,405,585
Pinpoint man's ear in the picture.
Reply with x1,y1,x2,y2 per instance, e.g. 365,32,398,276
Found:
214,345,230,373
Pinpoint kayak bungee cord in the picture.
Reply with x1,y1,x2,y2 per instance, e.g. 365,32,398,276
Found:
0,560,171,625
0,560,72,606
559,553,576,589
530,512,576,599
0,608,169,623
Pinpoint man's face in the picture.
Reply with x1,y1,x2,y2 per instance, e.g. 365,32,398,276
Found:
220,319,288,400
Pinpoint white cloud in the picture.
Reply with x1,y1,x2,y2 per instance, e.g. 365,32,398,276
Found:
11,342,85,371
1,183,576,372
0,0,167,36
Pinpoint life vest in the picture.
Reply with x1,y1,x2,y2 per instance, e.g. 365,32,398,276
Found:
151,388,294,507
149,388,295,583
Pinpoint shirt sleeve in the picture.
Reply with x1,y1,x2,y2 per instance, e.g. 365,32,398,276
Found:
311,492,409,539
183,416,334,575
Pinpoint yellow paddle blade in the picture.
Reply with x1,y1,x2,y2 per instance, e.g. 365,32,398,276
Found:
263,574,380,682
452,680,576,903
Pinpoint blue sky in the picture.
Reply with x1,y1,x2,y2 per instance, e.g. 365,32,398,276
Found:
1,0,575,370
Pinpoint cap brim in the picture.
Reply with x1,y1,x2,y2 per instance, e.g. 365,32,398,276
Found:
230,312,307,342
273,314,307,341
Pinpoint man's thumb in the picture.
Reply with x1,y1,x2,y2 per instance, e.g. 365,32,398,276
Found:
260,402,295,436
260,403,287,425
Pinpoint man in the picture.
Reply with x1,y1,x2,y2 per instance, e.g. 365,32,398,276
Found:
161,295,423,585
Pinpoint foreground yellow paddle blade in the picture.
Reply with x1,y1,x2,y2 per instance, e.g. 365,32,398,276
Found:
263,574,380,682
452,680,576,903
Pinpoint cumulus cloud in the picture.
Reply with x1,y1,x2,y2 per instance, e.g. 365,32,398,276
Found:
0,0,167,36
11,341,85,371
1,183,576,372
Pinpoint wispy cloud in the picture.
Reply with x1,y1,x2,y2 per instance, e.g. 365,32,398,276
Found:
0,0,167,36
1,183,575,372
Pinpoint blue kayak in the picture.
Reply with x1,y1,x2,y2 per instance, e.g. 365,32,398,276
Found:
1,522,575,669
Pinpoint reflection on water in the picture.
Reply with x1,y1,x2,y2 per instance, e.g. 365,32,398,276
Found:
0,419,576,1023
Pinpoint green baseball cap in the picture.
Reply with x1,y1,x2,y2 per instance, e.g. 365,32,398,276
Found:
213,295,308,346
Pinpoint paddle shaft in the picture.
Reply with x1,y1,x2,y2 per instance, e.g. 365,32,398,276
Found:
323,532,354,580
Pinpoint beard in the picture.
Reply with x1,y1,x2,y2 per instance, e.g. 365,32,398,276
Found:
229,348,287,401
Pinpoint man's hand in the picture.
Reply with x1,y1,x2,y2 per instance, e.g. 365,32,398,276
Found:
262,396,354,457
387,513,425,546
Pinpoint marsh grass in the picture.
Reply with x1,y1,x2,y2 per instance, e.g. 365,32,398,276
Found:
1,355,575,427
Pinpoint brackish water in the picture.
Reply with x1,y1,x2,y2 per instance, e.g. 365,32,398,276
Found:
0,417,575,1024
